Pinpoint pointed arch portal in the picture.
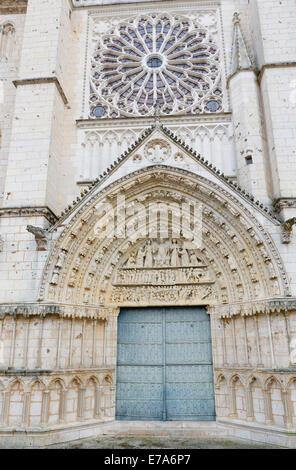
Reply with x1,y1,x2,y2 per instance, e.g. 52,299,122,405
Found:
42,165,287,311
39,166,288,422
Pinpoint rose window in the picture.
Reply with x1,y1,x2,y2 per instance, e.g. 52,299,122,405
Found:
90,14,222,118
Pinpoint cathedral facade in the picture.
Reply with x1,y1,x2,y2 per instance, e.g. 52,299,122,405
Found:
0,0,296,447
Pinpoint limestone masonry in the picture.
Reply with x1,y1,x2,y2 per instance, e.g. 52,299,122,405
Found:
1,0,296,448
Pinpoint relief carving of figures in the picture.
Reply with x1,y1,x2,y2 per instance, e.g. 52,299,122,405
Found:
66,287,73,301
68,269,77,287
154,244,169,267
100,278,108,292
50,268,60,285
50,249,68,285
128,250,137,267
247,227,263,246
123,240,207,270
271,279,280,296
249,264,258,283
266,261,277,279
232,235,245,252
226,254,237,272
178,247,189,267
144,240,154,267
114,266,212,286
232,269,242,286
109,284,216,306
259,245,271,262
189,250,202,266
170,240,179,267
83,290,90,304
55,249,67,269
115,239,213,291
253,282,262,297
85,272,94,287
136,246,146,267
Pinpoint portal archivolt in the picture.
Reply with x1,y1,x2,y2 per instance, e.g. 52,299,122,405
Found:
40,167,289,313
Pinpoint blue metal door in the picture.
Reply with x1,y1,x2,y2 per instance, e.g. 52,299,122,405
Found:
116,307,215,421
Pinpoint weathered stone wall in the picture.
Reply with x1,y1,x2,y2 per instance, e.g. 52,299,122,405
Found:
0,313,117,428
249,0,296,216
211,307,296,428
0,13,26,206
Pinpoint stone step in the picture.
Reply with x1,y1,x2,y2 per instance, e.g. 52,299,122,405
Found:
99,420,229,439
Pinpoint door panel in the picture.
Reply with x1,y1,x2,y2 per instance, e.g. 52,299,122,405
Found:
116,307,215,421
116,308,163,420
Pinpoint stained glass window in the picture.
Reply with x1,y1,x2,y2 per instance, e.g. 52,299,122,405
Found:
90,14,222,118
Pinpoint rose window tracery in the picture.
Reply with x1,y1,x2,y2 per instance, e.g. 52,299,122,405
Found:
90,14,222,118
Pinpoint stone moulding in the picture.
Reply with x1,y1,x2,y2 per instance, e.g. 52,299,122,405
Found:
0,0,27,14
76,112,233,129
0,206,58,225
13,77,68,106
214,297,296,319
0,303,118,320
73,0,220,9
273,197,296,213
2,298,292,321
258,62,296,85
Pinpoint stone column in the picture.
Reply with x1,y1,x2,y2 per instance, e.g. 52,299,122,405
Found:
68,318,74,369
94,386,102,419
103,320,108,366
23,317,30,369
41,391,50,425
59,390,67,424
77,386,86,420
37,316,44,369
263,389,273,424
56,318,62,369
243,316,249,365
109,386,116,419
246,386,254,422
80,319,86,368
284,311,292,365
1,391,10,426
266,313,276,368
281,390,293,428
221,319,228,366
229,385,237,418
22,392,31,426
231,318,238,366
254,315,263,367
9,315,17,368
92,320,97,367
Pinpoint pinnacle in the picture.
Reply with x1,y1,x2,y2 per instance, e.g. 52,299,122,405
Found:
230,12,255,76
